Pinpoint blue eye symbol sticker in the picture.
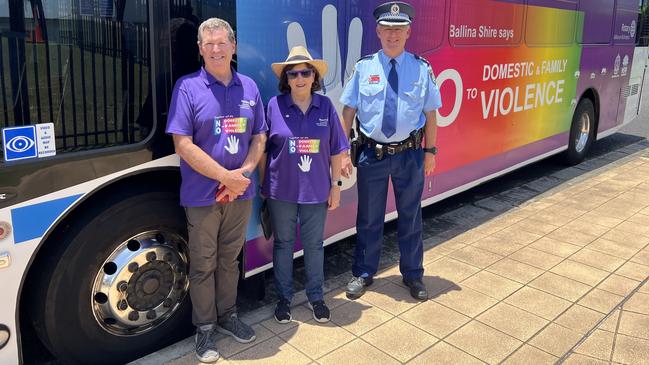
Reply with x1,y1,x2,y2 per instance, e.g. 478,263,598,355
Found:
2,125,38,161
6,135,35,153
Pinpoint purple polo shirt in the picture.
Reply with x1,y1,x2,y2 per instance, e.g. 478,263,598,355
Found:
166,67,267,207
262,93,350,204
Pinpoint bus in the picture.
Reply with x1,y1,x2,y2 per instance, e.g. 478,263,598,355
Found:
0,0,647,363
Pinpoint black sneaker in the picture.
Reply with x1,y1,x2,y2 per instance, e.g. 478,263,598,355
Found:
195,325,219,363
274,298,292,324
216,313,256,343
308,300,331,323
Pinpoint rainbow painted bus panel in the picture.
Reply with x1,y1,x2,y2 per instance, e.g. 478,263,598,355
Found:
236,0,641,275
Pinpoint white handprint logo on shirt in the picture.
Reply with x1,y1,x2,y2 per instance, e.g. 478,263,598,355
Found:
298,155,312,172
286,4,362,189
224,135,239,155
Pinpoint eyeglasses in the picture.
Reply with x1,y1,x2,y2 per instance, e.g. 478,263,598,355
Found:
286,69,313,79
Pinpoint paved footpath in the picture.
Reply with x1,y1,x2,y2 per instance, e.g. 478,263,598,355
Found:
134,141,649,365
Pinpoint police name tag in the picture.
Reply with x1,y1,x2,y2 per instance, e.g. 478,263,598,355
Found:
369,75,381,84
2,123,56,162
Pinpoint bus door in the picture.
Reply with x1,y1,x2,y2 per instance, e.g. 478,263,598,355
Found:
431,0,511,200
618,0,649,126
634,0,649,119
577,0,622,132
498,0,577,168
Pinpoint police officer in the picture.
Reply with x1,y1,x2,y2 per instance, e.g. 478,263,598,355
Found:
340,2,442,301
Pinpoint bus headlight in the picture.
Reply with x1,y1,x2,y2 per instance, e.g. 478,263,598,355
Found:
0,324,9,350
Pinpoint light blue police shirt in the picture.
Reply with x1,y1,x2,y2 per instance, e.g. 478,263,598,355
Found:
340,50,442,143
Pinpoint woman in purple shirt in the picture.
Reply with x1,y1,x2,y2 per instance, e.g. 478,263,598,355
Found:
259,46,350,324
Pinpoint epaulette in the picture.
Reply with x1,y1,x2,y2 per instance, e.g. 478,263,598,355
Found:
413,53,432,68
356,54,374,63
349,54,375,77
414,53,435,82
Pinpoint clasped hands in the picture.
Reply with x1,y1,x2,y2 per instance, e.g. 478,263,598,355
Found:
216,168,251,203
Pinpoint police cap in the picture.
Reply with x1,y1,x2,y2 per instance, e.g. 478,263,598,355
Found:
373,2,414,26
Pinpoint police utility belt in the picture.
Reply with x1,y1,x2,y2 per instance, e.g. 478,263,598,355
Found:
350,117,423,166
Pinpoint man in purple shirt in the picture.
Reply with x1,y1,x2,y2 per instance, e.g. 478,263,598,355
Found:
166,18,267,363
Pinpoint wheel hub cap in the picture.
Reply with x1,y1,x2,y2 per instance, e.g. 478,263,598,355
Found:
127,261,174,311
91,231,189,336
575,112,591,153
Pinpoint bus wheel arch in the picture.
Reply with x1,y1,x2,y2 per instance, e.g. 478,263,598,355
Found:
19,169,193,364
563,90,599,165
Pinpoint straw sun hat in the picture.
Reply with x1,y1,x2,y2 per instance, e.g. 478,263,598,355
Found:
271,46,328,79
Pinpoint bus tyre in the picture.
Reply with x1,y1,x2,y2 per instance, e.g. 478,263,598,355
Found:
32,190,192,364
564,98,596,165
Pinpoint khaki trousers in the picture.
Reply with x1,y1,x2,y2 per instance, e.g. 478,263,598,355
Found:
185,200,252,326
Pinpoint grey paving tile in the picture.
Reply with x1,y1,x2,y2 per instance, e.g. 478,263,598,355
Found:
446,321,522,364
361,318,438,363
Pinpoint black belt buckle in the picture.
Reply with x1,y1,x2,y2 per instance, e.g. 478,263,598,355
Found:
375,143,384,160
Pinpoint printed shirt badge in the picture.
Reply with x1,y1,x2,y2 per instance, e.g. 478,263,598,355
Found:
214,117,247,135
239,99,256,110
369,75,381,84
288,137,320,154
316,118,328,127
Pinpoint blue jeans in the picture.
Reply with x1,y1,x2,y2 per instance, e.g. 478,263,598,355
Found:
268,199,328,303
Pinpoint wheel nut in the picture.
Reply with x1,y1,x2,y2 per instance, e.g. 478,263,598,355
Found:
146,311,157,320
128,311,139,321
117,281,128,292
163,298,173,308
117,300,128,311
146,252,157,262
128,262,139,273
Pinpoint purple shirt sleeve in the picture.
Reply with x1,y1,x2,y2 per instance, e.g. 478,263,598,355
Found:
166,80,193,136
251,88,268,135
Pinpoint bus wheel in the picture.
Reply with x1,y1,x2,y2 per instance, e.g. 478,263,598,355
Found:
33,190,192,364
563,98,595,165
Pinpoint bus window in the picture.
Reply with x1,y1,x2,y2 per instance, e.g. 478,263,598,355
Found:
638,0,649,46
526,0,577,46
0,0,151,158
449,0,523,47
577,0,614,44
614,0,642,44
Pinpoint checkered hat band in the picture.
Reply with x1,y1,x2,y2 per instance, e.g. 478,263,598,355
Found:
379,12,408,20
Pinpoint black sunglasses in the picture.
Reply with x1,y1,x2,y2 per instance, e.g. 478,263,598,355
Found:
286,69,314,79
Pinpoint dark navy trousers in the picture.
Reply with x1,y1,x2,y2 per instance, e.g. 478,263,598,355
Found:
353,144,425,281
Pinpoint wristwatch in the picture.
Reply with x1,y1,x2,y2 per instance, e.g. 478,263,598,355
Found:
332,179,343,187
423,147,437,155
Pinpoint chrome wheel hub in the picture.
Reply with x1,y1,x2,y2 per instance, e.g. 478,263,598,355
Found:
575,112,591,153
91,231,189,336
